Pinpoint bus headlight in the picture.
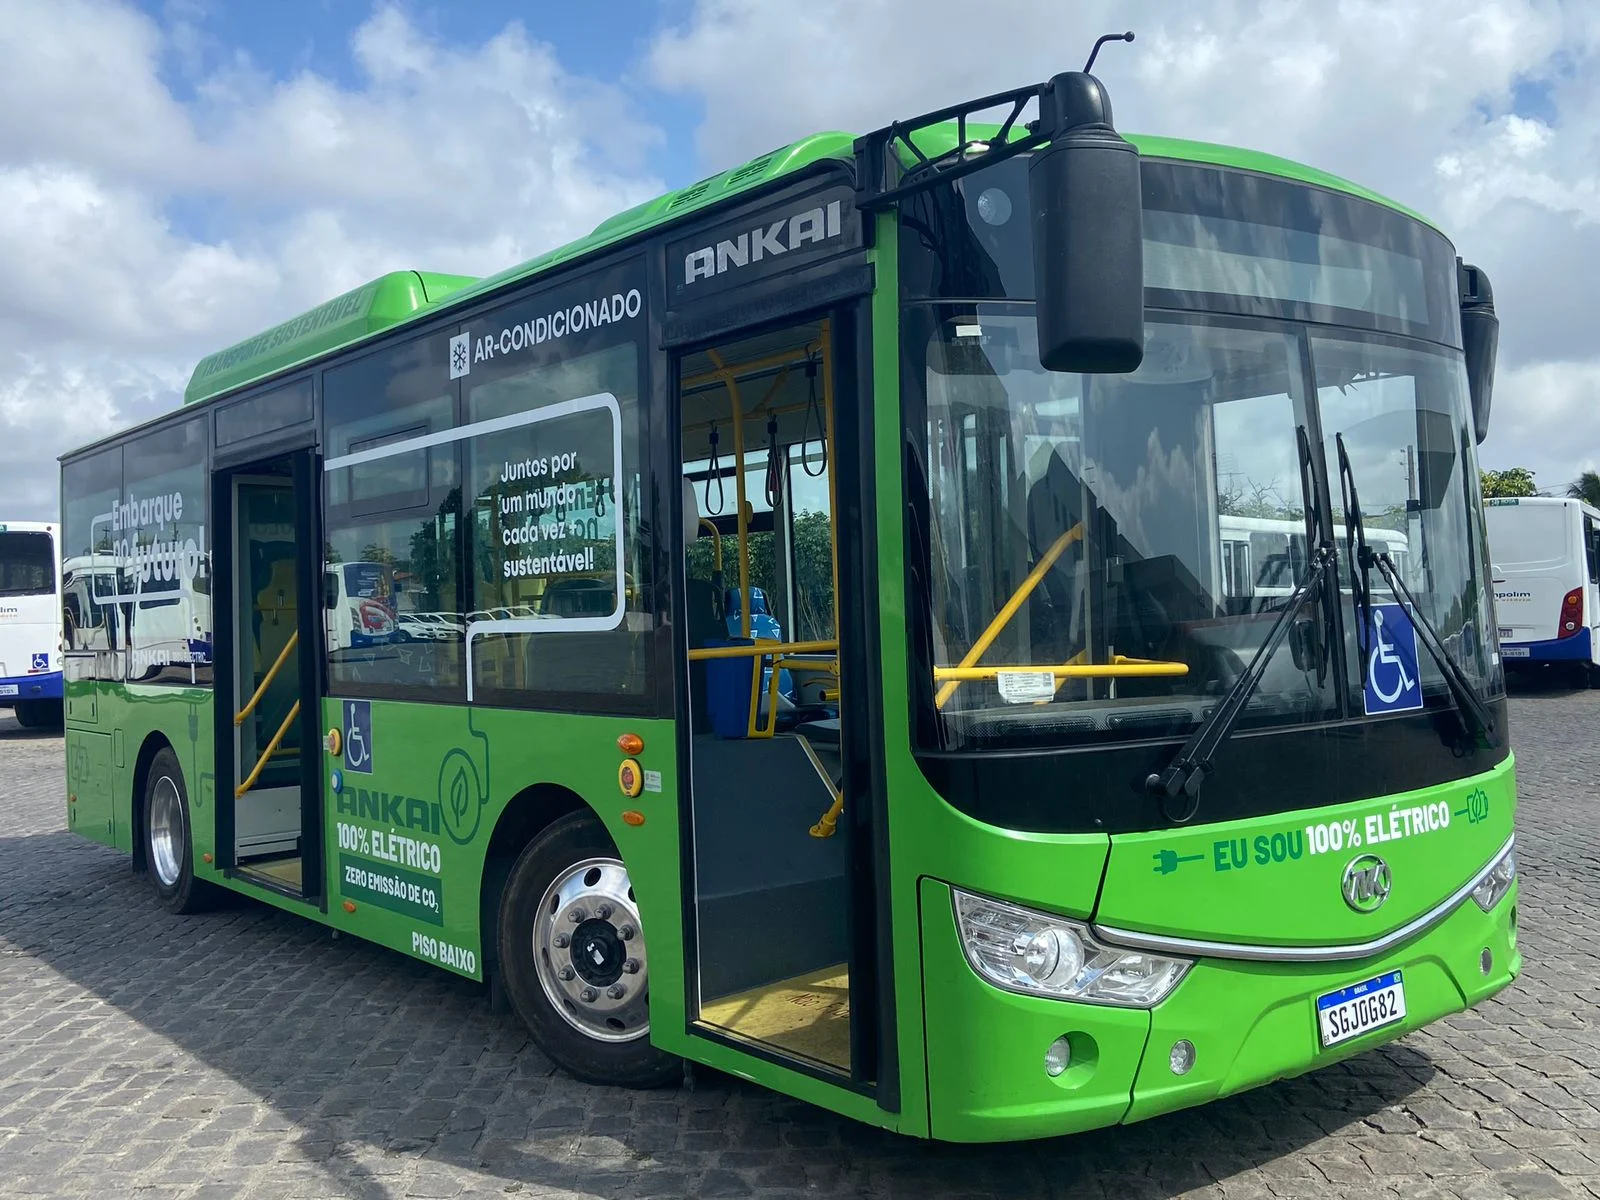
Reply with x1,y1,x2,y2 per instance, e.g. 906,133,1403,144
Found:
952,889,1192,1008
1471,844,1516,912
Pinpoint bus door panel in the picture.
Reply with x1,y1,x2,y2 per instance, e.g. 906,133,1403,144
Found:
217,454,322,896
675,312,867,1082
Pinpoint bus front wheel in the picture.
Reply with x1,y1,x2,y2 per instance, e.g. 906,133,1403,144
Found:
143,748,216,915
497,811,678,1088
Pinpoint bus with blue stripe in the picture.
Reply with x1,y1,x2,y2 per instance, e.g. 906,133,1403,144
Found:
0,520,63,728
1484,495,1600,685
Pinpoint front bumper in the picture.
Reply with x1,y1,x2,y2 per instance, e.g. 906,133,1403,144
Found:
919,875,1521,1142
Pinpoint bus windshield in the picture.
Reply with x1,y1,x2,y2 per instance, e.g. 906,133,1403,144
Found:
911,310,1495,752
0,531,53,597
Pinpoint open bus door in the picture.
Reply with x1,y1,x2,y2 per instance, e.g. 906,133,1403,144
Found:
211,449,325,900
670,303,894,1102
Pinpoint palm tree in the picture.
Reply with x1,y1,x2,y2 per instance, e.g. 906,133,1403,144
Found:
1568,470,1600,509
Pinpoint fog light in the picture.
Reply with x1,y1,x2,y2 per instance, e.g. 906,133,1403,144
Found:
1480,948,1493,976
1169,1040,1196,1076
1044,1037,1072,1078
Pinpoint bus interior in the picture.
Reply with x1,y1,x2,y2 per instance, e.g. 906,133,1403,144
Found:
677,315,855,1073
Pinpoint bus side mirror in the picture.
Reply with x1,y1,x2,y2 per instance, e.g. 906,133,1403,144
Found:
1459,261,1497,445
1029,71,1145,374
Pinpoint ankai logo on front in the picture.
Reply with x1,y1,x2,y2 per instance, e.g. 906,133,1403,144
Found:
1341,853,1392,913
683,199,845,285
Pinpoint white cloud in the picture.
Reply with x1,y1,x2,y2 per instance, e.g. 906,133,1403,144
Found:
648,0,1600,490
0,0,665,518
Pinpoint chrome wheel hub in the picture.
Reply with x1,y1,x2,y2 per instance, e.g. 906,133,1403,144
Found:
533,857,649,1043
148,776,184,888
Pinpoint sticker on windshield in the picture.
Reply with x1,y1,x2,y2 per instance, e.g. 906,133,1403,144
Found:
1362,603,1423,716
997,670,1056,704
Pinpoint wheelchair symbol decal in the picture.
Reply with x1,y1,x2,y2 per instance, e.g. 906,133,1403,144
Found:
344,699,374,774
1363,603,1423,716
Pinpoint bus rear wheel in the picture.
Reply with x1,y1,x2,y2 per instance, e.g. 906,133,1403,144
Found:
144,748,216,915
497,811,678,1088
12,700,62,729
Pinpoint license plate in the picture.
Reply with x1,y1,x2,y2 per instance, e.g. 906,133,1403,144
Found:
1502,646,1530,658
0,684,15,697
1316,970,1406,1048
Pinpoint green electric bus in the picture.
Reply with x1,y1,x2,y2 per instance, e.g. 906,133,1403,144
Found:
58,54,1518,1142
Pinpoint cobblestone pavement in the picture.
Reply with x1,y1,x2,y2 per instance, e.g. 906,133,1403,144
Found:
0,684,1595,1200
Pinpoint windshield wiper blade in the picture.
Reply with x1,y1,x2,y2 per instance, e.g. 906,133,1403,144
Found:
1335,433,1375,664
1367,548,1499,749
1145,541,1337,819
1335,435,1497,749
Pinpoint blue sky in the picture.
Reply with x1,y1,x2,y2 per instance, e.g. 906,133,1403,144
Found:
141,0,706,181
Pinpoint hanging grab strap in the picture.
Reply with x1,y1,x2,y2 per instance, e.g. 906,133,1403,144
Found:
801,355,828,478
706,424,725,515
765,415,784,509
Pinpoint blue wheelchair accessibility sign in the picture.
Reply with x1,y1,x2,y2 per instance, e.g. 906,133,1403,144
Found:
29,652,48,672
343,699,373,774
1363,603,1424,716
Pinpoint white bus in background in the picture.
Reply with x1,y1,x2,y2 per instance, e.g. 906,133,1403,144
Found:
0,521,63,728
1218,514,1410,601
325,560,398,652
62,550,213,686
1483,496,1600,685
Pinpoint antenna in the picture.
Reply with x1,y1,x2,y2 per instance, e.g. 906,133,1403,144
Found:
1083,30,1134,74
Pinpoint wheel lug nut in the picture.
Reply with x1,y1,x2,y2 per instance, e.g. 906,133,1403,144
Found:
554,933,570,949
558,966,575,981
619,924,636,940
568,907,587,923
624,958,641,974
607,984,626,1000
596,903,613,920
580,987,599,1003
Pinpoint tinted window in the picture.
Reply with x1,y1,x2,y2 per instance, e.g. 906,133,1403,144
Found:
61,447,124,675
323,335,462,698
461,261,653,710
0,533,53,596
216,377,314,446
119,418,211,685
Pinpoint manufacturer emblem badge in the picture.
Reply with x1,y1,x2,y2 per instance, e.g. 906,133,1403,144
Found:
1341,854,1392,913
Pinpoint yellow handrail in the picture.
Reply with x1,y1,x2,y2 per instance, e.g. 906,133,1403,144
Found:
934,523,1084,708
235,630,298,727
697,518,723,574
933,660,1189,681
687,638,839,661
236,699,300,798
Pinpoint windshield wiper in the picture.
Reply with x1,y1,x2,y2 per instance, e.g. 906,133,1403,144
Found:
1334,435,1498,750
1145,539,1336,819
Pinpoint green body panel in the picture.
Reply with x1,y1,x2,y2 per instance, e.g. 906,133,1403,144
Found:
920,878,1152,1140
1098,758,1514,943
184,271,479,406
1127,879,1520,1124
312,698,678,983
65,681,215,861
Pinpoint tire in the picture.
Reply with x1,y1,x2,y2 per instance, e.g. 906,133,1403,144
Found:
143,747,217,915
497,811,678,1088
12,700,60,729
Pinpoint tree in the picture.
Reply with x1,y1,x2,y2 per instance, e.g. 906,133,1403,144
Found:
1568,470,1600,509
1480,467,1537,498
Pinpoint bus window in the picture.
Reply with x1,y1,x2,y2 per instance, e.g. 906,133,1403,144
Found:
61,447,124,679
0,530,52,596
121,417,210,686
461,265,651,711
323,335,462,697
